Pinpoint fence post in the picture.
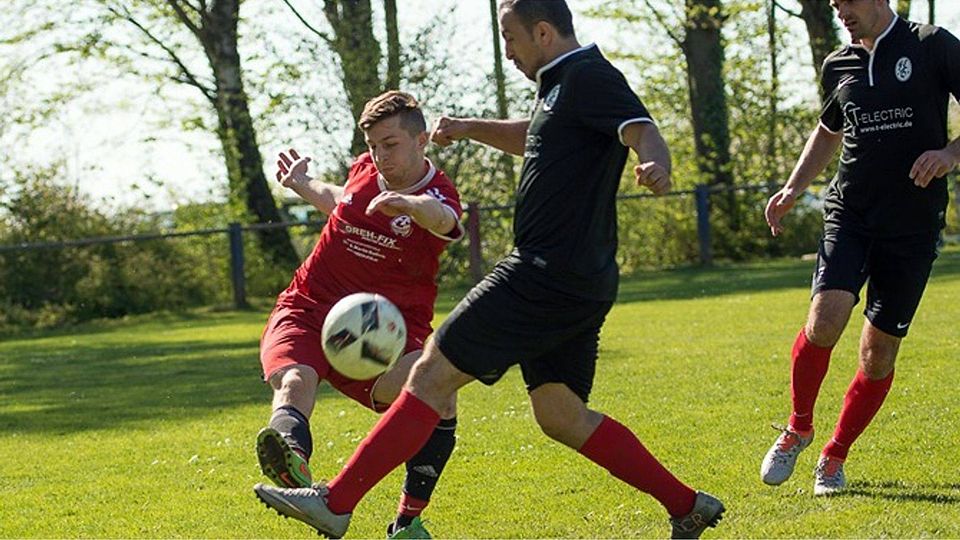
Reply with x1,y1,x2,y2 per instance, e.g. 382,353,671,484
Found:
466,202,485,283
228,222,248,309
695,184,713,266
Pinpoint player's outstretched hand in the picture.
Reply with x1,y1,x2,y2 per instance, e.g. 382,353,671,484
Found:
276,148,312,188
431,117,469,147
765,188,797,237
366,191,415,218
910,149,957,188
634,162,671,196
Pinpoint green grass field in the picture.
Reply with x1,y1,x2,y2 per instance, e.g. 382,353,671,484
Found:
2,250,959,538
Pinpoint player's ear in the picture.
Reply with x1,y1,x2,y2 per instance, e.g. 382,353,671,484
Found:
534,20,554,46
416,130,429,151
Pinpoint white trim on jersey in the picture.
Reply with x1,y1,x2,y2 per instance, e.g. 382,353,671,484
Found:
428,204,466,242
536,43,598,91
377,159,437,194
617,118,656,146
850,15,898,87
818,120,841,135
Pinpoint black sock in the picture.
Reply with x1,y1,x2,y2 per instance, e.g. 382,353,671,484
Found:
269,405,313,459
395,417,457,526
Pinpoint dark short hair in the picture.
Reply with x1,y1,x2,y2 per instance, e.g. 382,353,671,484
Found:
358,91,426,135
499,0,575,38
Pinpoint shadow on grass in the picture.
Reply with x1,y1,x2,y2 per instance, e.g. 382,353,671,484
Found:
0,334,343,435
841,479,960,505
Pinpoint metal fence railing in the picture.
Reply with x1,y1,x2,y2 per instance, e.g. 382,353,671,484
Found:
2,178,956,312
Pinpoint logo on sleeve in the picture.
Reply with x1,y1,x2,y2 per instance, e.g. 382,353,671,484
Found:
895,57,912,82
390,215,413,237
543,85,561,111
426,187,446,203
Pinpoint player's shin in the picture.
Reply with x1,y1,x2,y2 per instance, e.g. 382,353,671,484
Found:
391,417,457,531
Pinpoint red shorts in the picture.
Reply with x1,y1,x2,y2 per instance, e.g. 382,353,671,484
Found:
260,304,430,411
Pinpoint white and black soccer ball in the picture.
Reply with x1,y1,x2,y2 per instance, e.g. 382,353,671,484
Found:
321,293,407,380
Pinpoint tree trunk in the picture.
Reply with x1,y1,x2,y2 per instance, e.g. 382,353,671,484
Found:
323,0,384,156
896,0,912,19
384,0,400,90
682,0,735,227
797,0,840,80
488,0,514,183
191,0,299,268
929,0,935,24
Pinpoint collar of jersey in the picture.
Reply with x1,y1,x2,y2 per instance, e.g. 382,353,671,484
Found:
377,158,436,194
535,43,598,91
850,14,899,52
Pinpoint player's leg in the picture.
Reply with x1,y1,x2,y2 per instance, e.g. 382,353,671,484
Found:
815,235,936,495
372,350,459,538
761,228,866,486
257,307,328,489
523,315,723,539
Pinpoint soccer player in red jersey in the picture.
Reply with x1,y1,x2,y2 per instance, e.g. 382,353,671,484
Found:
761,0,960,495
255,1,724,538
255,91,463,538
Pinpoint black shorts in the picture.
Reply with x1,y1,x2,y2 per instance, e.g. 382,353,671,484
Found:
811,225,940,338
435,256,613,402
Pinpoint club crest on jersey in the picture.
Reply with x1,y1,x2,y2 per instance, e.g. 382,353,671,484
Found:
543,85,561,111
895,57,912,82
390,215,413,237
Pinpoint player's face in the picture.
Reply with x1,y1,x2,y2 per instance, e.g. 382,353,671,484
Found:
830,0,889,42
364,116,428,185
499,10,546,81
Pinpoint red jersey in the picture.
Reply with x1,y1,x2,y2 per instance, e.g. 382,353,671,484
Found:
277,153,463,334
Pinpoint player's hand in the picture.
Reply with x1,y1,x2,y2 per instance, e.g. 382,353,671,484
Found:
910,149,958,188
765,187,798,237
366,191,416,218
276,148,312,188
634,162,671,195
431,116,470,147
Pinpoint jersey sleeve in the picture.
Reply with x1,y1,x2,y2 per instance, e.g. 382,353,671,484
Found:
570,62,654,145
818,58,843,134
424,176,464,242
930,27,960,102
344,152,374,189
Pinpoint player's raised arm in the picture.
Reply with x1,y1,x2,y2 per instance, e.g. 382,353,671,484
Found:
621,122,671,196
275,149,344,216
431,116,529,157
765,125,842,237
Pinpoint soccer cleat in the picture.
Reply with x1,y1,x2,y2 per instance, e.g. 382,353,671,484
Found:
256,427,313,488
387,516,432,539
669,491,725,539
760,424,813,485
253,483,351,538
813,455,846,496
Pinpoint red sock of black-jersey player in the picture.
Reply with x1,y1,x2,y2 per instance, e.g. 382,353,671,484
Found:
269,405,313,460
389,417,457,534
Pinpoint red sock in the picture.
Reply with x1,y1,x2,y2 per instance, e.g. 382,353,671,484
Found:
397,493,428,518
823,369,894,460
326,391,439,514
789,328,833,433
578,415,697,518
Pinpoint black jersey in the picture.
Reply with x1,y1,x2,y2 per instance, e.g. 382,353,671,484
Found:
513,44,652,300
819,17,960,237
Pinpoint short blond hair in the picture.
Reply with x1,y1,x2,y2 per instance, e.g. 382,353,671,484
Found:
358,91,426,135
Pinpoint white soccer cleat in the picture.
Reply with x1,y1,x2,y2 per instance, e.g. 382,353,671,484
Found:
254,483,351,538
813,455,846,496
760,424,813,485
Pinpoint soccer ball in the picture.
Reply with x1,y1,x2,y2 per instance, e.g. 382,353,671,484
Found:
321,293,407,380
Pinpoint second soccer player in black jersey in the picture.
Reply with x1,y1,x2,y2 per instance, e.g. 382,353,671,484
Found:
251,1,725,538
761,0,960,497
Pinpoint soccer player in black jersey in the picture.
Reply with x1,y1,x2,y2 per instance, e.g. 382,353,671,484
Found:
760,0,960,496
253,1,724,538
